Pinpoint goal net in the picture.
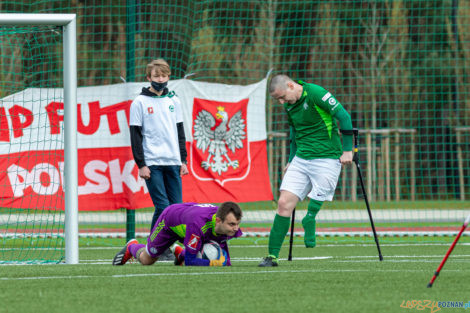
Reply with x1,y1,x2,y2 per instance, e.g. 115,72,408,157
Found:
0,14,77,264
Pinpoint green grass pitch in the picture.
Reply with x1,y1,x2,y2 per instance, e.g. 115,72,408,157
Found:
1,236,469,313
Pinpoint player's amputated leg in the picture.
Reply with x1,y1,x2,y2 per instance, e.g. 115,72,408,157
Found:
302,199,322,248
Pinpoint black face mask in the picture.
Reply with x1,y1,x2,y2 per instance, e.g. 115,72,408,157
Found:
151,81,167,92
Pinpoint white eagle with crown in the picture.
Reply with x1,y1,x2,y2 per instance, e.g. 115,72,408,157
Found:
193,106,246,175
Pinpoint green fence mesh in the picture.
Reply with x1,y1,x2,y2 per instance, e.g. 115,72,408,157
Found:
0,1,469,262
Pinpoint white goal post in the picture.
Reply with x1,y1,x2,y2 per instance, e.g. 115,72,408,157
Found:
0,14,78,264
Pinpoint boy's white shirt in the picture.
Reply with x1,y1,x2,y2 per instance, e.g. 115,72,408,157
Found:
129,91,183,166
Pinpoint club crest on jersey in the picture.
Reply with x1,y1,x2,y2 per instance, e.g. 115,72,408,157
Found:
169,104,175,112
188,234,200,250
322,92,339,110
191,98,250,186
303,102,309,110
148,107,154,114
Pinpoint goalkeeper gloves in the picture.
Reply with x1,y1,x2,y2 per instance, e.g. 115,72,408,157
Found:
209,250,227,266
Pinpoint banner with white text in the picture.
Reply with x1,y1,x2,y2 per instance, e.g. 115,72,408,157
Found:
0,79,273,210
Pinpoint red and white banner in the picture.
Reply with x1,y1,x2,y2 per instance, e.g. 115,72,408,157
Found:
0,79,273,211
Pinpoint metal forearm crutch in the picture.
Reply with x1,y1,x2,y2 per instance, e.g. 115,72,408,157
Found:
343,128,383,261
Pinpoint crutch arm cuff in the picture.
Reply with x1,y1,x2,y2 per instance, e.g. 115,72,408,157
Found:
339,129,354,135
340,128,359,136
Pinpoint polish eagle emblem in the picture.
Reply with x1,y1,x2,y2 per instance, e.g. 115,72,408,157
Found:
193,106,246,175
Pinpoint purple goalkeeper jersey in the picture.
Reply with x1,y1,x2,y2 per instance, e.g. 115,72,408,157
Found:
152,202,242,265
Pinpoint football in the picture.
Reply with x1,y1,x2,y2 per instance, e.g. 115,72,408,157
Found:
197,241,222,260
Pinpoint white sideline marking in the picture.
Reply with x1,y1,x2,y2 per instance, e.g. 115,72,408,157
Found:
80,254,470,262
0,268,462,281
2,242,470,252
79,256,333,263
74,242,470,251
79,257,332,264
76,255,470,265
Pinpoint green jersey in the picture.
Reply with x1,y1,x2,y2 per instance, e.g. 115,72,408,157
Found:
284,81,346,159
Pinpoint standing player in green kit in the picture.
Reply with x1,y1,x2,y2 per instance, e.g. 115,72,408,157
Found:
259,74,354,267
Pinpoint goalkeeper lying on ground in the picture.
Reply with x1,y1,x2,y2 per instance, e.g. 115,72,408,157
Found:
112,202,242,266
